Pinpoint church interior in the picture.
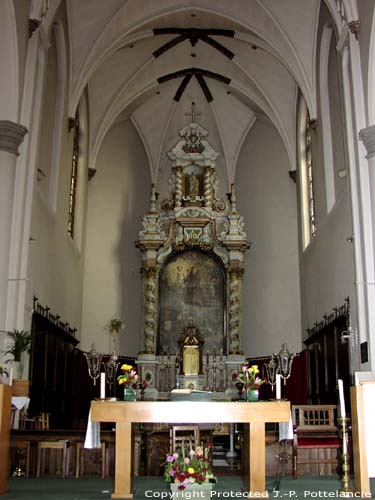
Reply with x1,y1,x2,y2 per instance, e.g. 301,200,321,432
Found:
1,0,375,497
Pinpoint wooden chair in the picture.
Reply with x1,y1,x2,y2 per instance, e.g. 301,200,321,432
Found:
9,441,31,477
292,405,341,478
170,425,201,453
75,442,107,479
35,412,50,431
36,440,69,477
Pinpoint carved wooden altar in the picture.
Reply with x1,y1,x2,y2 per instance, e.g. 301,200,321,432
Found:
135,115,250,398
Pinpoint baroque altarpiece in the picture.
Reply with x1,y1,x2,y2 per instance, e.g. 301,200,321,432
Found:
136,118,250,399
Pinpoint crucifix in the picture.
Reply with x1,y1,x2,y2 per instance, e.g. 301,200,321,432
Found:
185,101,202,123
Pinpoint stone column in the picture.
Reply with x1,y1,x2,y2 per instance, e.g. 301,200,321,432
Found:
174,167,182,208
228,267,244,355
0,121,27,334
142,267,157,354
203,167,212,209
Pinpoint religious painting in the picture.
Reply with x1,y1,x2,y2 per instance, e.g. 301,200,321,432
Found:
158,249,225,355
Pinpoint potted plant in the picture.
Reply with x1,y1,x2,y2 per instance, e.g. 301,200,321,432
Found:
2,329,32,396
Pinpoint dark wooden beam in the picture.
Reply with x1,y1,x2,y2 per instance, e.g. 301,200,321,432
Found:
174,74,193,102
200,34,234,59
153,34,189,58
157,67,231,102
153,28,235,59
195,74,213,102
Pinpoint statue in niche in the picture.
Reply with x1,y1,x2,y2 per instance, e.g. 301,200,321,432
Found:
189,174,199,198
178,321,204,376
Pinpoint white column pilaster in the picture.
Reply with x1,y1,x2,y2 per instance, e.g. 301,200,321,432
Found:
0,121,27,337
359,124,375,368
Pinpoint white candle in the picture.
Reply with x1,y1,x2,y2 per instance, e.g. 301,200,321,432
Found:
100,372,106,399
338,379,346,418
276,374,281,400
9,367,13,386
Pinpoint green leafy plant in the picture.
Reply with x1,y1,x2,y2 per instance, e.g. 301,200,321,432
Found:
2,329,32,379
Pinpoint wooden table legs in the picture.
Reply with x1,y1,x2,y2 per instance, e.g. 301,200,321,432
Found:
249,422,266,496
112,421,267,499
112,422,133,499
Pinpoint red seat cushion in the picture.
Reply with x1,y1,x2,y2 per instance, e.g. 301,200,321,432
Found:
297,437,340,448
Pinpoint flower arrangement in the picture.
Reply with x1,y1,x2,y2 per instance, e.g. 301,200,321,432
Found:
117,364,139,388
236,364,264,390
164,444,216,491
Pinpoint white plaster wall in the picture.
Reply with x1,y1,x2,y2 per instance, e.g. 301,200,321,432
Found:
300,190,356,334
81,119,149,356
27,192,84,329
236,118,302,357
298,5,356,337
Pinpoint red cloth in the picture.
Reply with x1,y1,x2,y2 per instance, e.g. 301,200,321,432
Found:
297,437,340,448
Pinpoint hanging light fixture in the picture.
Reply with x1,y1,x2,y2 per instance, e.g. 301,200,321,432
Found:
84,343,103,385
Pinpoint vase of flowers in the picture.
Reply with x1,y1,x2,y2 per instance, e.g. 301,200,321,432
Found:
236,364,264,402
164,444,216,498
117,364,138,401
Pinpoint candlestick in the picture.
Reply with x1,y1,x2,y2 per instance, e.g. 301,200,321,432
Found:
276,374,281,400
338,417,354,496
338,379,346,418
100,372,106,399
9,367,13,386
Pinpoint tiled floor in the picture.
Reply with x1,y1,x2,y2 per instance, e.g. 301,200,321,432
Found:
2,476,374,500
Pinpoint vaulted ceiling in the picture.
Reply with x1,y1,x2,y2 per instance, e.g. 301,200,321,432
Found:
65,0,327,186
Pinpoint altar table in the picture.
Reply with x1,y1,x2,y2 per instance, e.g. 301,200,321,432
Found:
91,400,290,499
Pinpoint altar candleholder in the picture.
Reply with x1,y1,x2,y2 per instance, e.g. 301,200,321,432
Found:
204,359,211,391
338,416,354,497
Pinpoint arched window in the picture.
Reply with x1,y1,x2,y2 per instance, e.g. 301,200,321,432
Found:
298,98,316,249
68,111,80,238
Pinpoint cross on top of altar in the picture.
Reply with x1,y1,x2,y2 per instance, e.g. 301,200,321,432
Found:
185,101,202,124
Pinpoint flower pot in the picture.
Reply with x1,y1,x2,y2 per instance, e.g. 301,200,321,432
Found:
246,388,259,402
123,386,136,401
12,379,30,397
170,482,213,499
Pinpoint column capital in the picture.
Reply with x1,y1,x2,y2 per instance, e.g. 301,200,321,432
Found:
0,121,28,156
359,125,375,160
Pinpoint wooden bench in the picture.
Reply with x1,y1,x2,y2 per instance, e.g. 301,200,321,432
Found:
292,405,340,478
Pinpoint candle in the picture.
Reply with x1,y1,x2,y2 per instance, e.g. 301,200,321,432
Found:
220,349,223,363
276,374,281,400
100,372,106,399
338,379,346,418
9,367,13,386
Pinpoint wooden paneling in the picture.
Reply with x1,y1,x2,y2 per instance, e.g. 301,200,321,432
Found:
304,315,350,407
29,313,79,429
